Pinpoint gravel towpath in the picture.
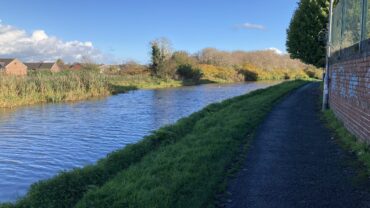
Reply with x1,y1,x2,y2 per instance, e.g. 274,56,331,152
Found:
226,83,370,208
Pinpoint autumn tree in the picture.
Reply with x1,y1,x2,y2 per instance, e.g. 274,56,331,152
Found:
197,48,233,67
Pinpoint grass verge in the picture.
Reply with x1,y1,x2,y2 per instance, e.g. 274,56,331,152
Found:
1,80,307,208
322,110,370,177
108,74,183,90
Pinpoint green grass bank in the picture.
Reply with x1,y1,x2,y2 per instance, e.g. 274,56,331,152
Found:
322,110,370,178
0,80,307,208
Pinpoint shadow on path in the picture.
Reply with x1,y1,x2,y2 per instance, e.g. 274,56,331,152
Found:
226,83,370,208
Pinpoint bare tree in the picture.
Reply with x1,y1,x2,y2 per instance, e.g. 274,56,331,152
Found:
150,37,172,61
197,48,233,66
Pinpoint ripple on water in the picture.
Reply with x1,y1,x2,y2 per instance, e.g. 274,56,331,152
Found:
0,81,282,202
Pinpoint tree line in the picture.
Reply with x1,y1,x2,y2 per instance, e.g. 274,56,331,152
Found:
148,38,319,82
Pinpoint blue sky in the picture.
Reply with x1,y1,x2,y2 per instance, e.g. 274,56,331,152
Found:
0,0,299,63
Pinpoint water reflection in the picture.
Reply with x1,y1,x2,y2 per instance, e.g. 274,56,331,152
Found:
0,81,281,202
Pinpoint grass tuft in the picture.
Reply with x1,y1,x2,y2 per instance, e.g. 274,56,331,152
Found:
322,110,370,176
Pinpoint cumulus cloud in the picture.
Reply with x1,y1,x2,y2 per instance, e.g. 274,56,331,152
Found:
235,22,266,30
267,47,284,55
0,22,111,63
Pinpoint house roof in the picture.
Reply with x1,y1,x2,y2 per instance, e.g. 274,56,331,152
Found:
69,63,82,69
0,58,15,66
99,64,111,69
25,62,55,70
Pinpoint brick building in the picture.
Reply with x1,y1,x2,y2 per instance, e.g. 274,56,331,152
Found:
69,63,83,70
327,0,369,141
25,62,64,73
0,58,28,76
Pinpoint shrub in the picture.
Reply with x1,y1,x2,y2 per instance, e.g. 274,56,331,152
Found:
119,62,150,76
176,64,203,81
240,69,260,81
199,64,243,83
304,67,323,79
171,51,198,66
289,69,309,80
239,63,312,81
239,64,270,81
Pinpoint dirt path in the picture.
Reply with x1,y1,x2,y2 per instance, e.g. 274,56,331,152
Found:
226,83,370,208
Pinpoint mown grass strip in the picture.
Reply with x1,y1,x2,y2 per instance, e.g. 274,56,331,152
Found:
322,110,370,177
1,80,306,208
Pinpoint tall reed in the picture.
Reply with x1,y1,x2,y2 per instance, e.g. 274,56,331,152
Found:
0,71,110,108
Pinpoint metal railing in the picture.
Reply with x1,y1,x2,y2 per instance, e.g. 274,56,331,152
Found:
330,0,370,60
323,0,368,109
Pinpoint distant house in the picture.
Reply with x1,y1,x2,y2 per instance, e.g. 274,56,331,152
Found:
99,64,119,74
25,62,63,73
0,58,28,76
69,63,83,70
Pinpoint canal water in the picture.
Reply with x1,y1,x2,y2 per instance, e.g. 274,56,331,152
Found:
0,81,281,202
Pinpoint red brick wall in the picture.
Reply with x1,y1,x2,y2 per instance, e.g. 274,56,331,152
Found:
5,59,28,76
329,57,370,142
50,63,62,73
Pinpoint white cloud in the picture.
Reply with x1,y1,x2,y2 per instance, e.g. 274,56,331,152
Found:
235,22,266,30
267,47,284,55
0,22,111,63
32,30,48,41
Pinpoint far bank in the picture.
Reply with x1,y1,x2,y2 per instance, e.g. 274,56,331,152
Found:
0,64,321,108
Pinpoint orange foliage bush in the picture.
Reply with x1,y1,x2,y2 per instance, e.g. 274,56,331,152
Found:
239,63,311,81
198,64,244,83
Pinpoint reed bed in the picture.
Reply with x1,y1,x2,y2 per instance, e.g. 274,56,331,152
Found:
0,71,110,108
